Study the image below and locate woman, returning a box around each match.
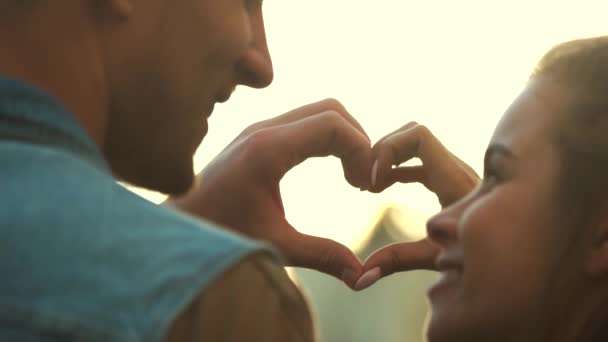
[358,36,608,341]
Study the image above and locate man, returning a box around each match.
[0,0,477,341]
[0,1,380,341]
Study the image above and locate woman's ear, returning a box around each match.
[585,209,608,277]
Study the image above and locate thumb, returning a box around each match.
[279,231,363,289]
[355,239,438,291]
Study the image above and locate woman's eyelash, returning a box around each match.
[479,166,502,192]
[483,167,498,179]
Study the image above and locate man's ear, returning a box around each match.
[585,208,608,277]
[91,0,133,20]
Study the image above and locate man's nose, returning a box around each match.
[237,13,274,89]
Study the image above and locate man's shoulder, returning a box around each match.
[1,139,272,282]
[0,143,277,342]
[2,139,257,246]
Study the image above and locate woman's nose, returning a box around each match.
[426,199,466,249]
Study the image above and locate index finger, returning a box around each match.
[355,239,438,291]
[370,124,447,191]
[248,110,373,188]
[238,98,371,143]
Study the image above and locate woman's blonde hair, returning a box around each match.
[533,37,608,341]
[533,36,608,213]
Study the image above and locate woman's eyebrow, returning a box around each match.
[484,144,517,165]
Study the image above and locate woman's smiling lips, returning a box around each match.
[429,257,463,299]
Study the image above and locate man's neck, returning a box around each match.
[0,3,109,149]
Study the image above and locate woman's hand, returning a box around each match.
[369,122,480,207]
[356,122,480,291]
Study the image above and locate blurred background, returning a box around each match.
[131,1,607,341]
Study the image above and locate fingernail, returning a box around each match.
[371,160,379,188]
[355,267,381,291]
[341,268,359,287]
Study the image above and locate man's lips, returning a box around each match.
[215,94,230,104]
[216,86,236,104]
[204,91,231,120]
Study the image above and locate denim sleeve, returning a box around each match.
[0,143,278,342]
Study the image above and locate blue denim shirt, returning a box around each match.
[0,78,274,341]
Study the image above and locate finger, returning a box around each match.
[239,98,371,143]
[373,121,419,147]
[355,239,438,291]
[391,165,427,184]
[371,165,428,192]
[279,231,364,289]
[369,125,419,192]
[378,165,428,191]
[371,124,446,192]
[252,110,373,188]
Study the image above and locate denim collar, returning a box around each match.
[0,77,110,172]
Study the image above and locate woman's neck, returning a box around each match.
[543,281,608,342]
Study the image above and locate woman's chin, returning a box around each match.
[425,305,467,342]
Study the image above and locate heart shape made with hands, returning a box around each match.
[279,156,440,291]
[171,100,478,291]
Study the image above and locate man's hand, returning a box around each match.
[355,122,480,291]
[167,99,373,289]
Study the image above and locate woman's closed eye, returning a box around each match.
[478,144,514,194]
[479,167,502,193]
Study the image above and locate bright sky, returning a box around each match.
[134,0,607,247]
